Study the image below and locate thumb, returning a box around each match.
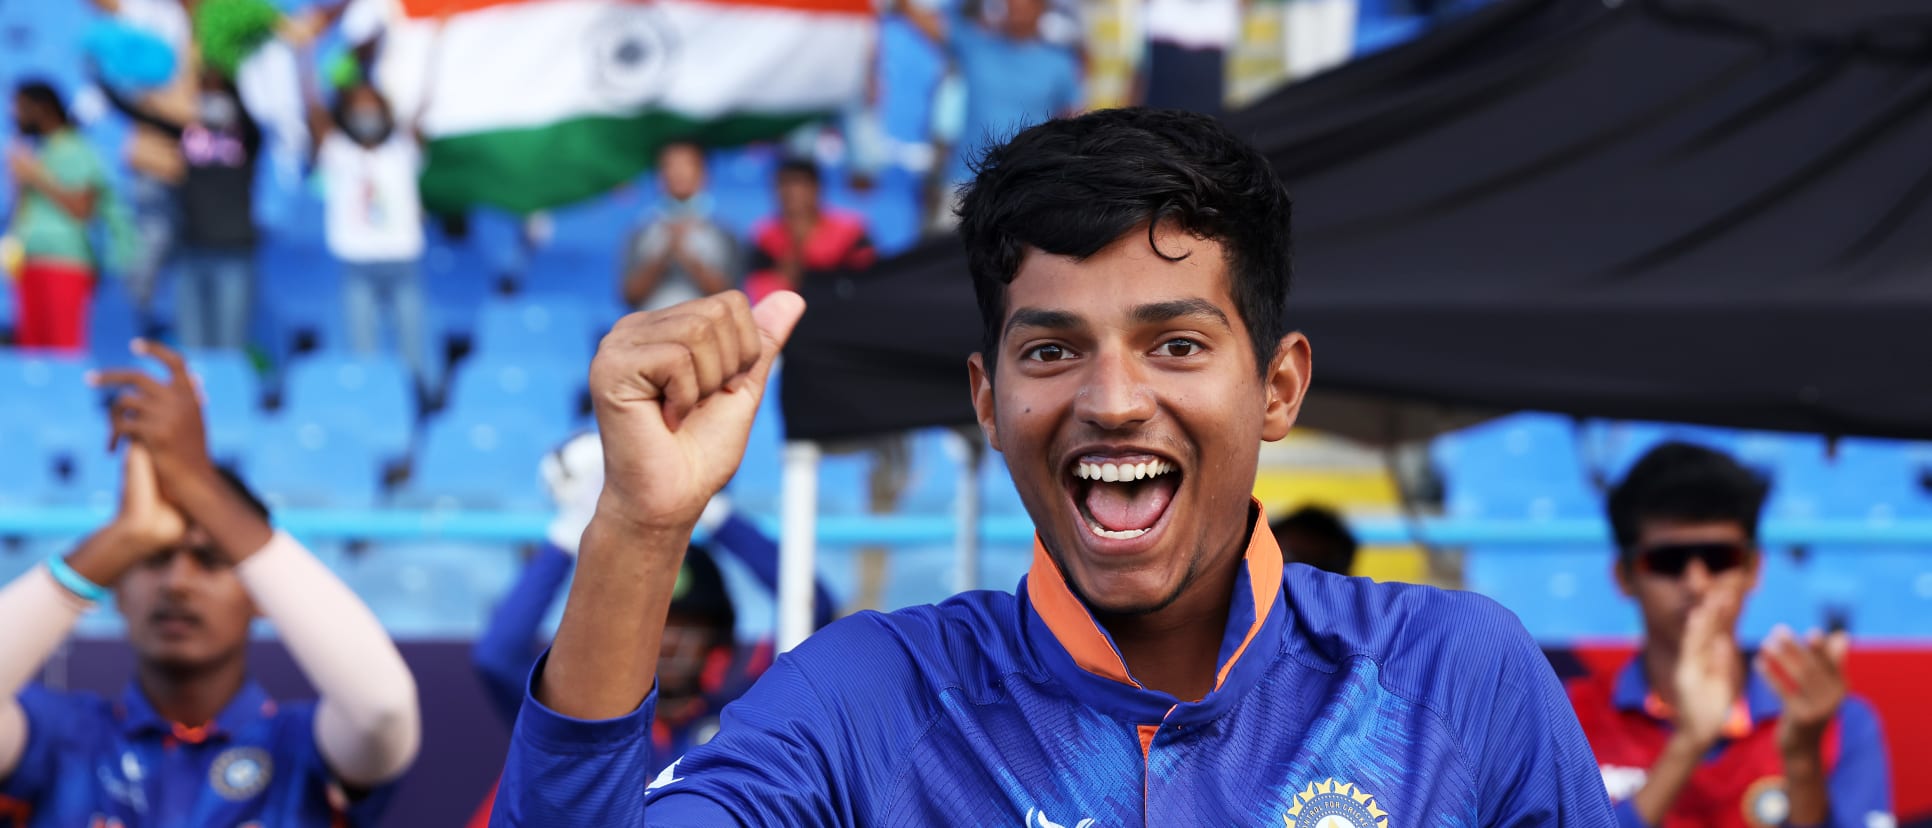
[1825,629,1851,666]
[751,290,806,353]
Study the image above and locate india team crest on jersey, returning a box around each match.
[1742,777,1791,828]
[1283,778,1389,828]
[209,747,274,801]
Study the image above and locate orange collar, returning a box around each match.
[1025,500,1283,692]
[1642,693,1755,740]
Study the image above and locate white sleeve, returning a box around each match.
[0,568,91,779]
[235,533,421,788]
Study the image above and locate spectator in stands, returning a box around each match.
[1566,442,1893,827]
[896,0,1083,230]
[744,158,876,304]
[620,142,736,313]
[1141,0,1241,117]
[1269,504,1357,575]
[465,432,834,826]
[7,81,112,351]
[0,338,419,825]
[310,75,439,399]
[106,69,263,350]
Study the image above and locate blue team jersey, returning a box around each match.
[0,680,392,827]
[494,507,1617,826]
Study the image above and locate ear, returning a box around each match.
[1260,332,1313,442]
[1745,546,1763,593]
[1613,558,1636,599]
[967,352,1001,453]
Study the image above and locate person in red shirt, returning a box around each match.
[743,158,875,304]
[1567,442,1893,828]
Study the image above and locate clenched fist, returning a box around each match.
[588,290,805,532]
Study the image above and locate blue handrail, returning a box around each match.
[4,508,1931,547]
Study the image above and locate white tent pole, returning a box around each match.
[778,440,820,652]
[951,430,983,595]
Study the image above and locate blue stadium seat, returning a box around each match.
[726,385,788,513]
[979,455,1030,517]
[1463,546,1636,641]
[55,441,123,508]
[0,350,98,455]
[400,413,560,510]
[0,423,59,507]
[472,298,596,369]
[257,242,346,354]
[343,542,522,637]
[1593,420,1742,484]
[281,353,415,461]
[1807,548,1932,637]
[1738,548,1822,641]
[1433,413,1597,520]
[442,355,582,437]
[241,417,383,509]
[897,427,975,516]
[1823,439,1932,522]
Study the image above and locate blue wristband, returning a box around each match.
[46,555,110,604]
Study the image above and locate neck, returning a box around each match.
[1097,557,1241,703]
[137,657,247,728]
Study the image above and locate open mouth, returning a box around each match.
[1067,453,1182,543]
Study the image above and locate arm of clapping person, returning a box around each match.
[92,339,422,790]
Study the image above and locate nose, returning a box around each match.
[1681,558,1714,595]
[1074,346,1156,432]
[159,551,199,596]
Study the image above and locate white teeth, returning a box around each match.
[1074,459,1176,482]
[1091,524,1149,540]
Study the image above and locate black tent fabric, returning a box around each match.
[782,0,1932,443]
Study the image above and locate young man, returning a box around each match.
[8,80,110,351]
[311,75,438,396]
[743,159,875,305]
[106,70,263,350]
[622,142,738,313]
[0,339,419,826]
[492,109,1614,826]
[1567,442,1893,828]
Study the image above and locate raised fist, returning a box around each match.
[587,290,804,532]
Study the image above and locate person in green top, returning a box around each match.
[8,80,111,351]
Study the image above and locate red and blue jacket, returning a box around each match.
[1566,655,1892,828]
[492,506,1617,826]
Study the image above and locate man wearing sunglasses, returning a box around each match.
[1566,442,1894,828]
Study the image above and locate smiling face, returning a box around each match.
[969,223,1309,616]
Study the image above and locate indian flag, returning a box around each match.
[373,0,876,214]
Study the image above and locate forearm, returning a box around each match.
[168,469,276,565]
[536,507,691,720]
[237,534,420,786]
[680,253,732,295]
[622,258,671,307]
[1630,733,1709,825]
[474,544,575,723]
[18,172,94,221]
[1782,743,1830,827]
[0,567,93,778]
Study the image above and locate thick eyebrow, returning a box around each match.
[1131,298,1231,329]
[1004,307,1086,337]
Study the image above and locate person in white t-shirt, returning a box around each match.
[311,77,437,399]
[1142,0,1244,117]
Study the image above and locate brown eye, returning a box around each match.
[1159,338,1202,357]
[1024,343,1070,362]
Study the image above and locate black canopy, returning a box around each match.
[782,0,1932,444]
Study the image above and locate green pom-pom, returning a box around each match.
[324,52,363,91]
[192,0,283,78]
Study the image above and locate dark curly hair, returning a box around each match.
[1607,441,1768,556]
[956,108,1294,378]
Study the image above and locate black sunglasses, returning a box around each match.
[1633,542,1749,577]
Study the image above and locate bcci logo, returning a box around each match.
[587,5,677,105]
[1283,778,1389,828]
[209,747,273,801]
